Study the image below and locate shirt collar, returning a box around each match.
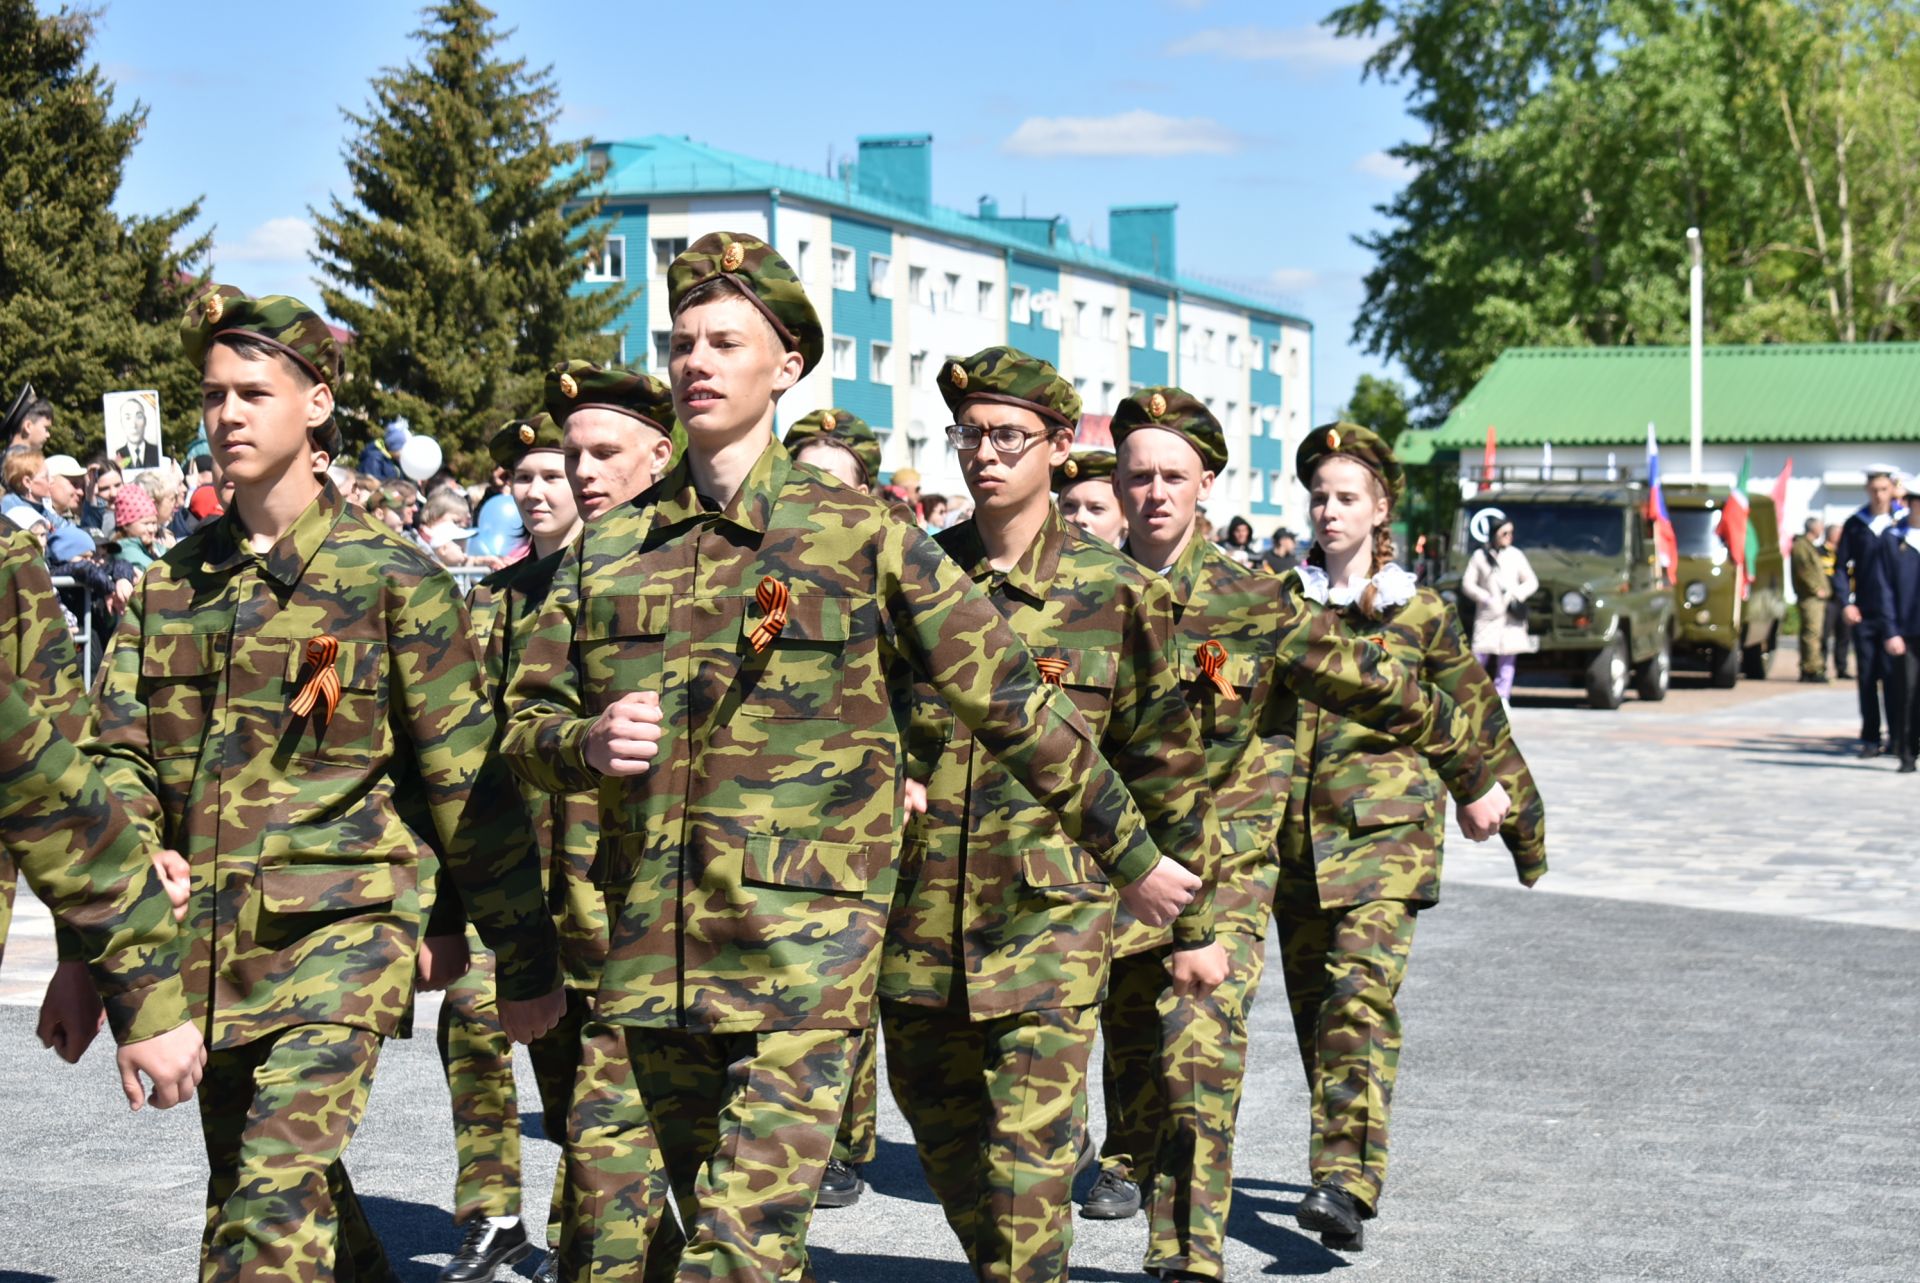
[948,505,1068,600]
[647,435,790,535]
[203,478,343,586]
[1131,528,1211,607]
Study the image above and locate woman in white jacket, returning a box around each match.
[1461,516,1538,698]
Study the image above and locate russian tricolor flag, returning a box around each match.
[1646,424,1678,585]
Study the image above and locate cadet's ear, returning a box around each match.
[1196,468,1217,502]
[769,345,806,395]
[306,380,335,429]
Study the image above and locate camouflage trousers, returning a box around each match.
[831,1021,879,1165]
[199,1023,393,1283]
[1274,894,1417,1212]
[627,1025,854,1283]
[1096,931,1266,1281]
[882,999,1097,1283]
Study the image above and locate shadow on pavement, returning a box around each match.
[808,1247,975,1282]
[365,1193,464,1283]
[851,1136,939,1206]
[0,1273,58,1283]
[1229,1179,1352,1277]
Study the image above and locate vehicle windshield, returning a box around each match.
[1464,502,1624,557]
[1668,509,1725,558]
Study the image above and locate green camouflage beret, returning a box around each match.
[937,346,1080,430]
[1111,386,1227,472]
[181,284,342,387]
[489,412,564,470]
[545,359,676,436]
[1296,421,1405,503]
[784,408,880,487]
[666,232,824,379]
[1052,448,1117,494]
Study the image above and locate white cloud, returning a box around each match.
[1002,110,1239,158]
[216,216,316,264]
[1166,24,1381,67]
[1354,150,1414,181]
[1268,268,1323,292]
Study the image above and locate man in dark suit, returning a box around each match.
[1836,467,1907,755]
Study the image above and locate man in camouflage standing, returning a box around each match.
[501,232,1201,1283]
[1087,389,1510,1281]
[84,286,566,1283]
[879,347,1221,1283]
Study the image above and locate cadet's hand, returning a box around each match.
[1845,604,1863,626]
[37,960,105,1064]
[1457,782,1511,841]
[1118,856,1200,928]
[500,986,566,1044]
[586,691,662,777]
[1168,941,1229,999]
[903,779,928,816]
[152,849,190,922]
[417,933,471,992]
[116,1021,206,1111]
[1888,636,1907,657]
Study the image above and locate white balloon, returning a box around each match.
[398,435,443,482]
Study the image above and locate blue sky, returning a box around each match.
[88,0,1416,421]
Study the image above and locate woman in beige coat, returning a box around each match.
[1460,515,1538,698]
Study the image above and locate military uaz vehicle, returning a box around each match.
[1660,485,1786,687]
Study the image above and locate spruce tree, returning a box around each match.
[311,1,629,473]
[0,1,209,459]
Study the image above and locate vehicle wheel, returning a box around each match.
[1743,622,1779,680]
[1633,633,1671,702]
[1586,635,1629,709]
[1709,644,1740,688]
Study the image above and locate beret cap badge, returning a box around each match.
[821,411,836,432]
[1148,392,1167,419]
[204,292,224,324]
[949,362,968,390]
[720,241,746,272]
[1063,458,1079,479]
[518,423,536,445]
[1327,427,1342,449]
[559,372,579,398]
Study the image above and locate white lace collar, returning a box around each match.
[1296,562,1418,610]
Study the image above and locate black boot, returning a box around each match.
[1081,1167,1143,1220]
[1296,1184,1368,1252]
[438,1219,531,1283]
[1900,756,1916,774]
[816,1158,864,1209]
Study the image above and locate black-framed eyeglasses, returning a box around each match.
[945,423,1050,454]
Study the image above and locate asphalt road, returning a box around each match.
[2,661,1915,1281]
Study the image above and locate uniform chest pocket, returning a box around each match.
[1179,640,1264,737]
[1029,646,1120,727]
[578,590,672,711]
[279,638,389,765]
[139,632,226,760]
[737,593,850,720]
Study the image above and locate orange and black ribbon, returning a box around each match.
[747,576,790,653]
[1034,656,1070,685]
[1196,639,1235,698]
[289,634,343,729]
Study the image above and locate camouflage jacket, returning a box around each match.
[880,509,1219,1018]
[1114,536,1495,951]
[0,532,187,1042]
[85,482,558,1051]
[1282,584,1548,907]
[471,550,607,991]
[501,440,1166,1035]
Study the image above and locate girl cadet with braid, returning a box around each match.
[1279,423,1549,1253]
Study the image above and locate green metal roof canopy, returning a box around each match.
[1420,343,1920,450]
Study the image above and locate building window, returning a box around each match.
[1271,341,1285,371]
[1203,328,1218,363]
[794,240,811,278]
[1249,341,1264,371]
[869,253,892,298]
[652,330,670,371]
[977,280,994,314]
[1226,401,1239,434]
[1074,300,1091,338]
[1100,381,1116,414]
[1269,469,1285,499]
[910,351,927,386]
[1153,315,1171,352]
[586,235,626,282]
[1100,305,1117,341]
[1248,403,1263,437]
[831,245,855,291]
[1039,291,1060,330]
[1011,284,1031,325]
[831,335,855,379]
[908,265,928,307]
[1127,310,1145,348]
[1227,334,1242,368]
[1288,346,1302,379]
[945,272,962,310]
[871,341,893,384]
[649,237,686,275]
[604,331,627,365]
[1180,324,1194,358]
[1251,470,1264,504]
[1072,376,1089,404]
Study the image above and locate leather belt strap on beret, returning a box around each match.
[1196,640,1235,698]
[1034,656,1070,685]
[718,271,802,355]
[289,635,343,729]
[748,576,791,653]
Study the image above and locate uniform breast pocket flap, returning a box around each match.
[283,638,388,762]
[1348,794,1433,831]
[582,590,674,640]
[257,857,398,916]
[140,631,225,759]
[1019,843,1103,890]
[742,831,886,896]
[738,593,850,719]
[1181,642,1261,695]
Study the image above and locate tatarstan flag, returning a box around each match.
[1716,450,1759,598]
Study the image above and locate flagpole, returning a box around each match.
[1688,227,1704,478]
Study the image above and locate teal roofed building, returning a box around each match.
[568,132,1314,536]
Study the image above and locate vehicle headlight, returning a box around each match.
[1559,590,1588,616]
[1683,580,1708,608]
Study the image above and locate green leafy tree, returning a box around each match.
[0,1,209,460]
[1337,373,1411,446]
[310,0,629,474]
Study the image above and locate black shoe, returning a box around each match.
[1860,743,1884,758]
[438,1219,531,1283]
[1297,1184,1367,1248]
[1899,757,1916,774]
[1081,1168,1142,1220]
[816,1158,864,1209]
[530,1255,556,1283]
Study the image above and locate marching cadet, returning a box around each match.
[1089,389,1511,1281]
[784,406,879,494]
[1281,424,1546,1250]
[84,286,566,1283]
[500,232,1206,1283]
[1053,449,1125,547]
[880,347,1222,1283]
[563,368,681,523]
[2,527,204,1108]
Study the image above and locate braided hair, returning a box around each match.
[1306,453,1397,619]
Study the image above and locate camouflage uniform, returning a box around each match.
[84,287,559,1283]
[0,530,186,1041]
[878,345,1219,1283]
[501,229,1178,1283]
[1094,392,1497,1280]
[1276,424,1547,1222]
